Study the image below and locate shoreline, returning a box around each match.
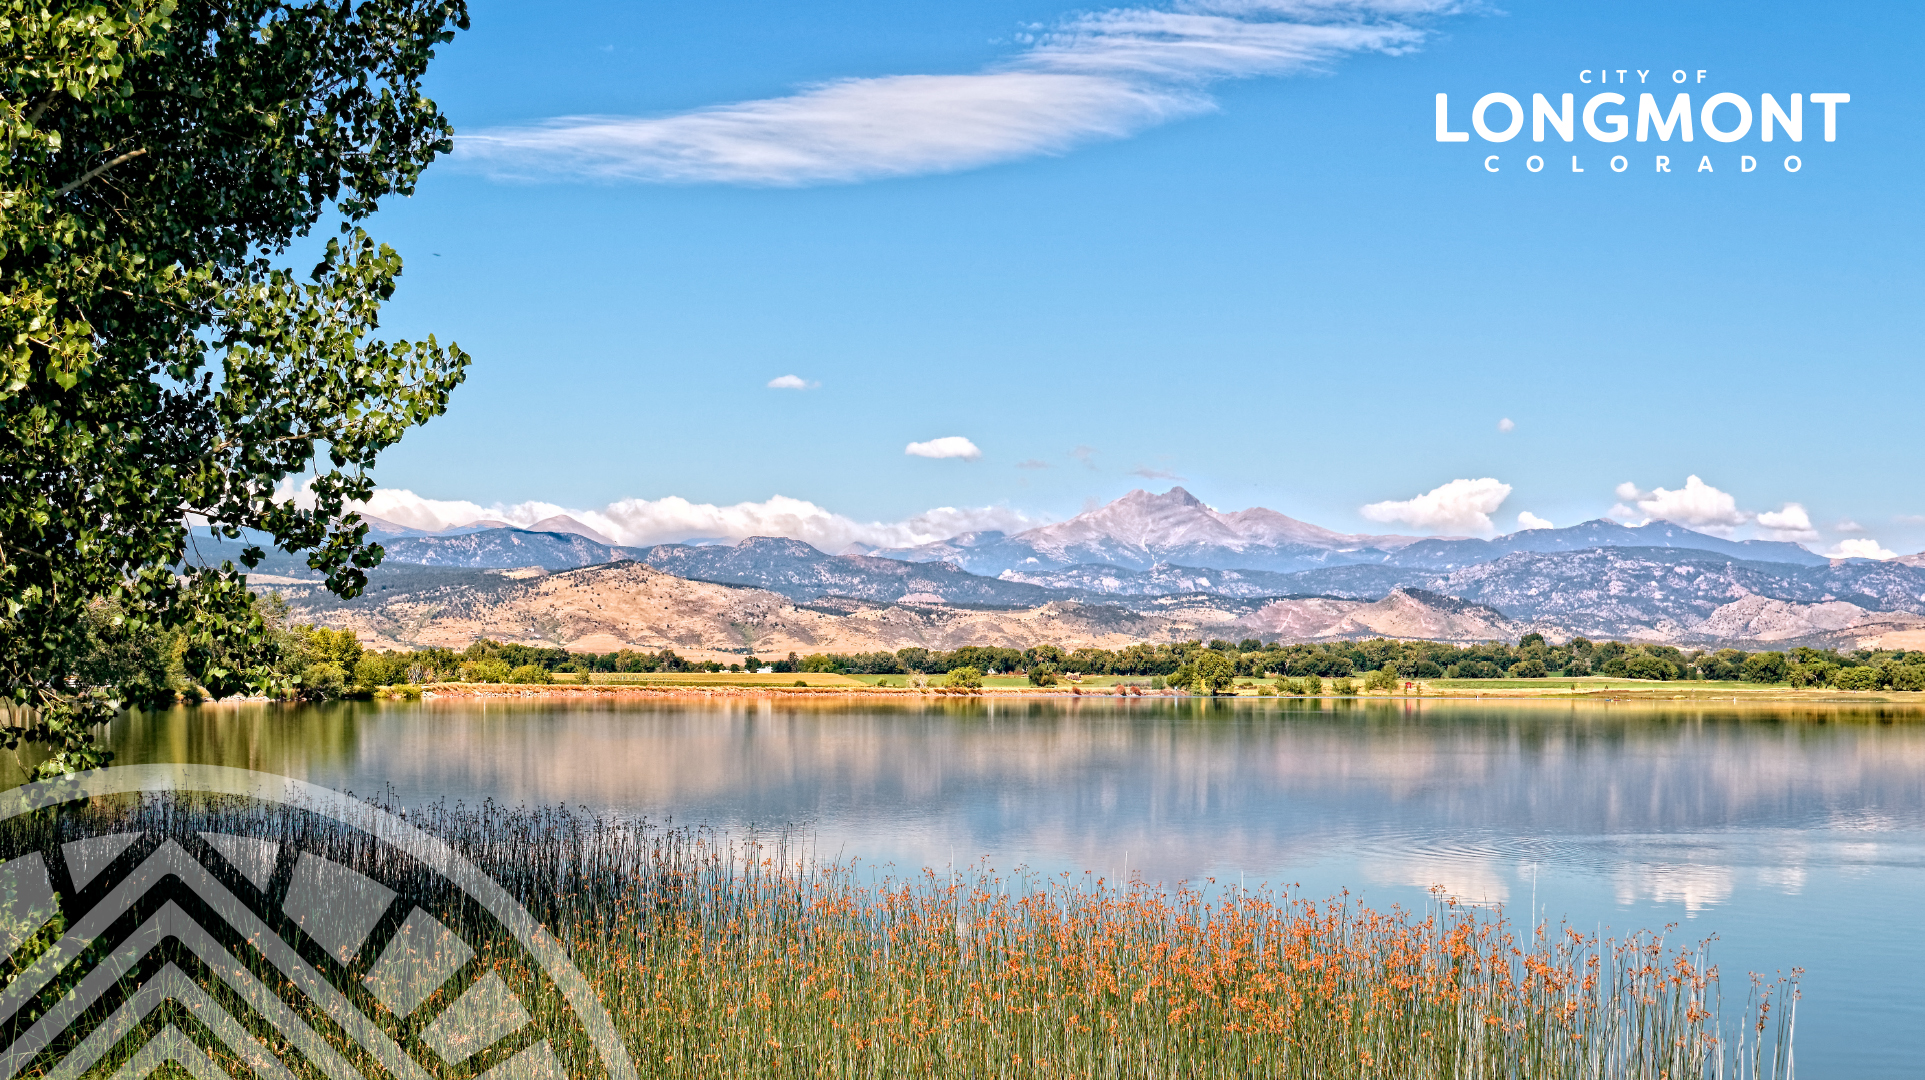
[388,682,1925,705]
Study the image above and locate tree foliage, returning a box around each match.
[0,0,470,773]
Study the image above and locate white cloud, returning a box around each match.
[276,481,568,534]
[1834,519,1864,533]
[766,374,817,389]
[1130,465,1184,480]
[299,482,1047,552]
[1360,477,1512,536]
[1754,502,1820,543]
[1825,538,1897,561]
[905,436,983,460]
[1496,417,1515,433]
[454,1,1446,185]
[1516,511,1553,530]
[591,493,1039,549]
[1609,476,1748,537]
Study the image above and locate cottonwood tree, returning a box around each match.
[1,0,471,774]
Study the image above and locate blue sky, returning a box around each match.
[342,0,1923,557]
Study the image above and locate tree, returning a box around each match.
[947,666,983,691]
[1023,644,1065,670]
[1510,658,1548,679]
[0,0,471,774]
[1617,654,1678,677]
[1741,652,1790,684]
[1173,650,1236,695]
[505,664,551,685]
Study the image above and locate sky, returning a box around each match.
[338,0,1924,557]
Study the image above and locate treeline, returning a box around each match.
[262,636,737,700]
[754,636,1925,692]
[73,594,1925,702]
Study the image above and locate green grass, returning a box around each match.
[583,672,868,687]
[845,674,1161,689]
[1424,677,1780,693]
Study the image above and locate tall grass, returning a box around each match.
[7,798,1798,1080]
[414,803,1796,1080]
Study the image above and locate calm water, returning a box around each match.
[18,697,1925,1077]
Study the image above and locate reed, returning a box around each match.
[411,803,1796,1080]
[6,798,1798,1080]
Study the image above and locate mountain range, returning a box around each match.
[210,487,1925,650]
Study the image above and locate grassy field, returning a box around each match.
[582,672,870,688]
[439,671,1916,701]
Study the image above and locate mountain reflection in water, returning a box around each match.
[24,696,1923,1078]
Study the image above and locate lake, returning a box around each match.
[20,696,1923,1077]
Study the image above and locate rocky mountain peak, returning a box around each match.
[528,514,617,545]
[737,535,825,557]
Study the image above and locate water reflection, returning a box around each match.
[6,697,1919,1077]
[50,697,1925,888]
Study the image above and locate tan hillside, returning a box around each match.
[1243,589,1524,643]
[286,562,1219,658]
[282,566,1564,657]
[1694,595,1925,650]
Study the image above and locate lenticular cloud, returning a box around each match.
[454,1,1449,186]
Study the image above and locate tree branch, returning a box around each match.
[55,147,148,197]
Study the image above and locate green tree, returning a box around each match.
[1510,658,1548,679]
[1187,650,1237,695]
[1623,654,1675,681]
[1023,644,1065,670]
[946,666,983,691]
[0,0,471,774]
[459,658,511,684]
[505,664,551,685]
[1741,652,1790,684]
[1833,666,1879,691]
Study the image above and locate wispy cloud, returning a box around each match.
[1070,445,1099,469]
[1361,477,1511,536]
[1015,458,1051,469]
[766,374,818,389]
[455,1,1451,185]
[905,435,983,460]
[1129,465,1184,480]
